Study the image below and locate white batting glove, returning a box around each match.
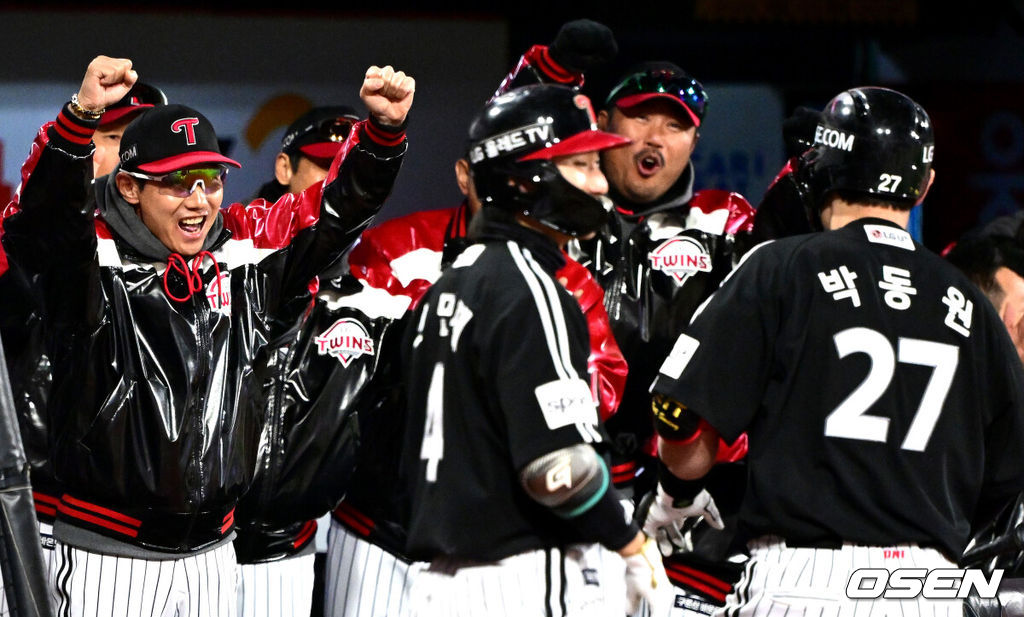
[639,483,725,556]
[623,536,674,617]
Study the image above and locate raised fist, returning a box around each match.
[360,65,415,127]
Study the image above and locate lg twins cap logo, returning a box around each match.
[649,236,712,283]
[315,318,375,367]
[171,117,200,146]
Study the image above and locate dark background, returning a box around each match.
[2,1,1024,252]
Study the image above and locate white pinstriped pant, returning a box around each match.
[237,553,315,617]
[49,540,238,617]
[400,544,621,617]
[716,536,962,617]
[323,517,420,617]
[0,521,57,617]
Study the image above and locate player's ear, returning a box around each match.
[919,168,936,203]
[116,171,142,205]
[597,109,610,131]
[274,152,294,187]
[454,158,471,197]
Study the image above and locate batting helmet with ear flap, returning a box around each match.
[798,86,934,210]
[466,84,629,236]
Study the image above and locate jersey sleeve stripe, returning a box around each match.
[506,241,576,380]
[523,249,578,378]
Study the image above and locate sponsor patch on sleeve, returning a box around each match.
[864,225,915,251]
[659,333,700,380]
[534,379,598,430]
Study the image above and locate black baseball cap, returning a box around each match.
[605,61,708,127]
[281,105,361,159]
[118,104,241,174]
[100,81,168,127]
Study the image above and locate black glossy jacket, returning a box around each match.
[1,105,405,553]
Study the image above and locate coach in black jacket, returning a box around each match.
[2,55,412,616]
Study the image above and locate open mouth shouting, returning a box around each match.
[179,214,208,237]
[636,149,665,178]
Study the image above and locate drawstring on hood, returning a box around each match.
[163,251,222,304]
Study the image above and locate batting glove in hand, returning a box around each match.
[623,536,673,617]
[637,484,725,556]
[548,19,617,73]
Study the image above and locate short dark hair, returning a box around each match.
[946,234,1024,306]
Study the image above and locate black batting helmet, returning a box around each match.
[466,84,629,236]
[798,86,934,210]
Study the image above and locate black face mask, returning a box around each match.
[515,165,612,237]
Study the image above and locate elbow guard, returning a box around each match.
[651,393,705,443]
[520,444,609,519]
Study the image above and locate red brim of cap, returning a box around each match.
[137,151,242,174]
[299,142,345,159]
[518,130,631,161]
[99,105,154,127]
[615,93,701,128]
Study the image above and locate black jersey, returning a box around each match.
[652,218,1024,559]
[401,223,611,562]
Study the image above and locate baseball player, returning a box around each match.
[0,80,167,617]
[233,104,385,617]
[500,28,757,613]
[648,86,1024,616]
[398,83,671,617]
[324,159,629,617]
[1,55,411,617]
[252,105,361,203]
[324,24,631,617]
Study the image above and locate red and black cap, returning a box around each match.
[118,104,240,174]
[467,84,629,236]
[99,82,167,127]
[467,86,628,168]
[605,61,708,127]
[281,105,362,159]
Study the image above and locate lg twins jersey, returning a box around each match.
[652,218,1024,559]
[401,234,604,562]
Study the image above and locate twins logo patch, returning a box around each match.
[315,318,375,367]
[205,271,231,313]
[649,236,712,283]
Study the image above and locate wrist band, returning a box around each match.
[70,94,104,120]
[658,459,706,504]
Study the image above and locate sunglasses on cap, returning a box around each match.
[124,167,228,198]
[606,69,709,125]
[287,116,357,147]
[314,116,356,142]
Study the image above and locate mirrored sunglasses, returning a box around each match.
[606,70,709,122]
[125,167,228,198]
[315,117,356,143]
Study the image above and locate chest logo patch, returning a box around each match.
[649,236,712,283]
[205,271,231,313]
[315,318,375,367]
